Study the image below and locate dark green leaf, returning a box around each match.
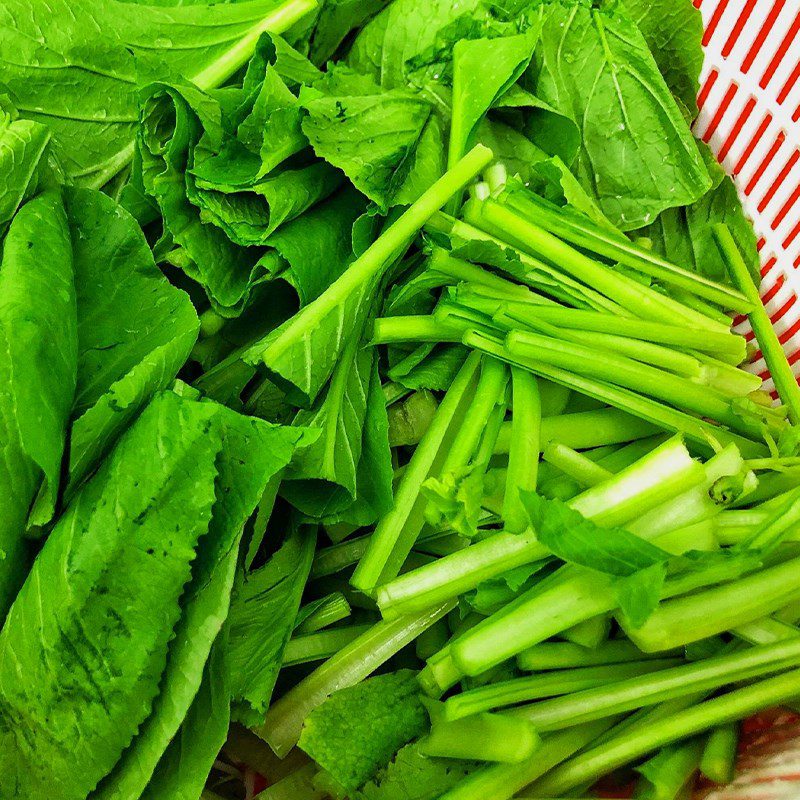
[528,0,711,229]
[0,393,222,800]
[228,526,317,725]
[0,191,76,617]
[63,188,199,497]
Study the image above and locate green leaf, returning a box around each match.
[62,187,199,496]
[0,0,314,187]
[139,638,231,800]
[282,327,392,527]
[476,118,550,186]
[527,157,617,230]
[641,172,760,284]
[388,344,468,391]
[283,334,374,514]
[93,404,309,800]
[305,0,393,66]
[139,80,264,313]
[449,31,538,165]
[354,742,475,800]
[300,65,433,211]
[240,142,494,407]
[268,186,367,305]
[621,0,705,116]
[348,0,509,89]
[614,561,668,629]
[191,161,343,246]
[0,96,52,232]
[299,670,429,792]
[0,191,77,617]
[0,393,222,800]
[529,0,711,229]
[520,492,671,577]
[228,526,317,726]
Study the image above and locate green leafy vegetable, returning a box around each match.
[622,0,704,116]
[0,96,52,231]
[0,391,309,799]
[299,670,428,791]
[63,188,200,497]
[0,0,316,187]
[528,0,712,229]
[0,191,76,616]
[227,526,317,726]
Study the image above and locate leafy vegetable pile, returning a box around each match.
[2,0,800,799]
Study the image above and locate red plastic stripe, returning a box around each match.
[718,96,757,161]
[742,0,787,74]
[784,219,800,249]
[778,59,800,104]
[779,315,800,346]
[702,82,738,142]
[703,0,731,46]
[744,130,785,195]
[722,0,758,57]
[759,11,800,89]
[769,293,797,324]
[760,273,785,307]
[734,111,773,175]
[757,237,767,252]
[772,182,800,230]
[761,255,778,277]
[697,69,719,110]
[758,150,800,212]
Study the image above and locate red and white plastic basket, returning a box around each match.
[693,2,800,796]
[696,0,800,398]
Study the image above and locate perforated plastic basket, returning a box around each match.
[692,2,800,796]
[696,0,800,397]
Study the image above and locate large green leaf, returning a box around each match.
[449,30,538,165]
[0,191,76,617]
[269,186,367,305]
[0,393,223,800]
[348,0,501,89]
[92,404,308,800]
[61,188,199,497]
[621,0,704,116]
[641,174,760,285]
[139,639,231,800]
[283,335,374,514]
[529,0,711,230]
[300,66,433,211]
[0,0,314,187]
[318,354,394,527]
[242,262,378,406]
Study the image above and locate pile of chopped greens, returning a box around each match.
[3,0,800,799]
